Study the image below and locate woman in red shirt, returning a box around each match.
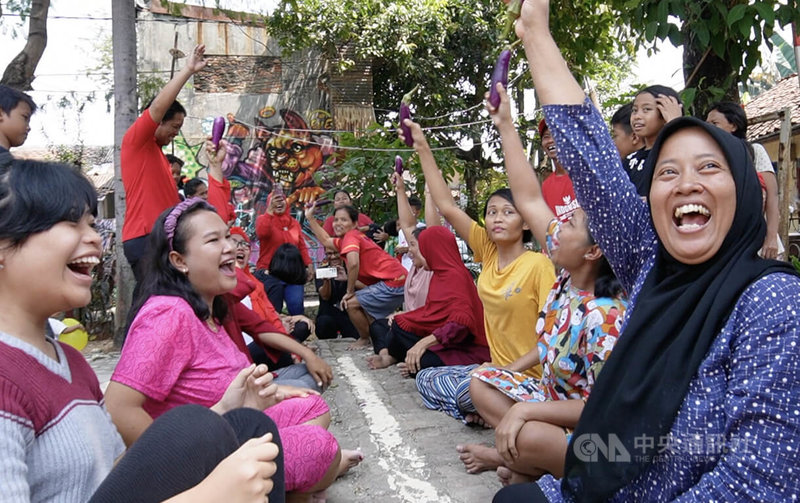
[306,204,406,350]
[254,188,313,315]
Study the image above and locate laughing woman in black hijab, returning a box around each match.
[491,1,800,501]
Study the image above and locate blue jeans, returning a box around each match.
[255,270,305,315]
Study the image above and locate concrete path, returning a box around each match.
[88,339,502,502]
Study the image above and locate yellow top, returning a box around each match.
[469,222,556,378]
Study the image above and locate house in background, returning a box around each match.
[139,0,375,229]
[745,74,800,253]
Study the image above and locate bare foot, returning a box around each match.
[366,353,396,369]
[311,490,327,502]
[397,362,413,378]
[347,338,371,351]
[509,470,536,485]
[464,413,490,428]
[496,466,513,486]
[337,449,364,478]
[456,443,504,474]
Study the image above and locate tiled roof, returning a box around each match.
[85,163,115,196]
[744,74,800,142]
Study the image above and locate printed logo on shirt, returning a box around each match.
[555,196,580,221]
[504,282,523,300]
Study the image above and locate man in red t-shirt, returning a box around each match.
[539,119,579,222]
[121,44,207,279]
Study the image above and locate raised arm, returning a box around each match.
[391,172,419,239]
[304,203,335,250]
[400,121,475,240]
[148,44,207,123]
[515,0,655,290]
[204,137,226,183]
[488,82,554,248]
[423,184,442,227]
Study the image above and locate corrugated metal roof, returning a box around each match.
[745,74,800,142]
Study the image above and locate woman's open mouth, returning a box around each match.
[67,256,99,279]
[673,203,711,232]
[220,259,236,276]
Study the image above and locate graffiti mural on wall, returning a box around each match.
[217,107,338,236]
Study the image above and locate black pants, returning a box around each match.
[316,302,359,339]
[369,318,392,353]
[122,234,149,283]
[90,404,285,503]
[386,323,444,370]
[492,482,548,502]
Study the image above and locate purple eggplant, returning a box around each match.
[211,116,226,149]
[399,85,419,147]
[395,155,404,175]
[488,50,512,109]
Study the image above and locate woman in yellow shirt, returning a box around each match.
[400,123,555,424]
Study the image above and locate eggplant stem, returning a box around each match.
[402,84,420,105]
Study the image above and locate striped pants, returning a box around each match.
[415,364,479,421]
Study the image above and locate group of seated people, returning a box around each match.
[2,1,799,501]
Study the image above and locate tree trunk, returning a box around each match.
[112,1,137,348]
[0,0,50,89]
[682,24,740,115]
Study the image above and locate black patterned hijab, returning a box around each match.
[562,117,797,501]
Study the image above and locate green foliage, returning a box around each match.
[267,0,632,216]
[609,0,800,112]
[316,123,463,225]
[0,0,32,40]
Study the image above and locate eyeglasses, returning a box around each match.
[233,240,250,249]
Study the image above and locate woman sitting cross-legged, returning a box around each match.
[0,156,283,502]
[104,199,362,501]
[365,224,491,376]
[455,82,626,485]
[494,1,800,500]
[228,226,331,392]
[305,203,407,350]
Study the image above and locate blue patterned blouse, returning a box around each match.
[535,99,800,502]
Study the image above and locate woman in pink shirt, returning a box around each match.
[106,198,362,499]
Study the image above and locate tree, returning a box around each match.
[611,0,800,114]
[111,0,137,347]
[0,0,50,89]
[267,0,632,214]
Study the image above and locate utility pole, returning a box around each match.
[112,0,137,348]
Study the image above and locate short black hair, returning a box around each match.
[0,153,97,249]
[165,154,184,167]
[0,85,37,116]
[334,205,358,223]
[707,101,748,139]
[611,103,633,135]
[183,178,206,197]
[334,189,351,200]
[408,196,422,210]
[143,97,186,123]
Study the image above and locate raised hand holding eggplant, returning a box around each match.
[399,85,419,146]
[211,116,226,149]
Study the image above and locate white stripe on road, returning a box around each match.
[337,355,452,503]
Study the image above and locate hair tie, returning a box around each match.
[164,197,205,250]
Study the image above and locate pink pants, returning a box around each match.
[266,395,338,492]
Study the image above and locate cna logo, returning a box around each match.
[573,433,631,462]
